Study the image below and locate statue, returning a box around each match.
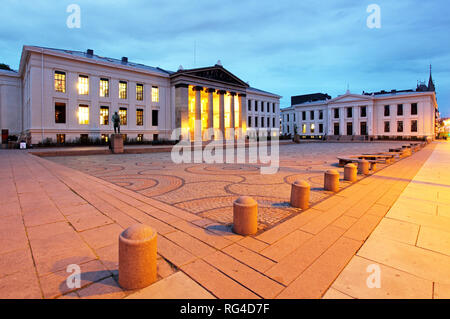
[112,111,120,134]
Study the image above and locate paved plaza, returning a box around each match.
[48,142,406,231]
[0,141,449,299]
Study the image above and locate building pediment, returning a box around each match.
[171,65,249,88]
[329,93,373,104]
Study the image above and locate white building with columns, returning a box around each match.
[281,75,438,141]
[0,46,281,145]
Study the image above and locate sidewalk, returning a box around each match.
[0,142,445,299]
[324,141,450,299]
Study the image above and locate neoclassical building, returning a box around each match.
[0,46,281,145]
[281,73,438,140]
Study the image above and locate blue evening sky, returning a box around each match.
[1,0,449,116]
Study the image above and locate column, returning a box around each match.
[327,108,333,135]
[238,93,247,131]
[230,92,236,138]
[368,103,374,136]
[218,90,226,140]
[193,86,203,141]
[339,107,345,136]
[206,88,215,131]
[174,83,189,140]
[353,106,358,135]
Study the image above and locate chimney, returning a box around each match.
[121,57,128,63]
[86,49,94,56]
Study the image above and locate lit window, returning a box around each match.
[99,78,109,97]
[100,106,109,125]
[119,81,127,99]
[101,134,109,143]
[302,124,306,134]
[136,109,144,126]
[152,86,159,102]
[310,123,315,133]
[54,71,66,93]
[119,107,127,125]
[77,75,89,95]
[78,105,89,124]
[136,84,144,101]
[137,134,144,142]
[56,134,65,144]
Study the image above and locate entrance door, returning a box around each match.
[333,123,340,135]
[2,129,8,144]
[360,122,367,136]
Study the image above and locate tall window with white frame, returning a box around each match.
[152,86,159,103]
[78,105,89,124]
[136,83,144,101]
[119,107,127,125]
[100,106,109,125]
[99,78,109,97]
[54,71,66,93]
[119,81,127,99]
[136,109,144,126]
[78,75,89,95]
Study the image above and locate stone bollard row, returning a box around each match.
[119,224,157,290]
[290,180,310,209]
[324,169,339,192]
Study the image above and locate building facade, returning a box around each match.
[0,46,281,145]
[281,76,438,140]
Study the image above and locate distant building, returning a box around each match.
[0,46,281,145]
[281,69,438,140]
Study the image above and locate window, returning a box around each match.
[411,103,418,115]
[153,134,159,141]
[151,86,159,102]
[397,104,403,116]
[248,100,251,111]
[302,111,306,121]
[319,110,323,120]
[347,122,353,135]
[56,134,65,144]
[136,84,144,101]
[310,123,315,133]
[310,111,315,120]
[261,102,265,112]
[293,113,296,122]
[100,106,109,125]
[397,121,403,133]
[302,124,306,134]
[411,120,418,132]
[136,109,144,126]
[361,106,367,117]
[77,75,89,95]
[78,105,89,124]
[119,107,127,125]
[54,71,66,93]
[334,109,339,119]
[101,134,109,143]
[261,117,264,127]
[119,81,127,99]
[384,105,390,117]
[286,114,289,122]
[99,78,109,97]
[319,123,323,133]
[152,109,159,126]
[255,101,258,112]
[55,103,66,123]
[248,116,252,127]
[267,117,270,127]
[384,121,390,133]
[272,117,275,127]
[347,107,352,118]
[272,103,275,113]
[137,134,144,142]
[255,116,259,128]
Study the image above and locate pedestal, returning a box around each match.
[111,134,124,154]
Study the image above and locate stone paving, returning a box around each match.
[0,141,445,299]
[47,142,406,231]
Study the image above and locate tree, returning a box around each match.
[0,63,12,71]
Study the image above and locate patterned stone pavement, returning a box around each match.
[48,142,407,231]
